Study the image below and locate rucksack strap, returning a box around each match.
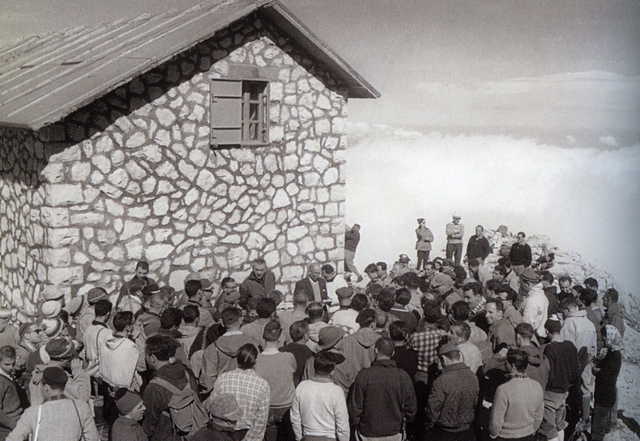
[149,376,186,395]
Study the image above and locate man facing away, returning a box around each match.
[559,296,597,423]
[445,214,465,266]
[7,366,98,441]
[349,337,417,441]
[344,224,363,282]
[291,352,349,441]
[199,308,260,395]
[240,258,276,311]
[489,349,544,441]
[425,342,478,441]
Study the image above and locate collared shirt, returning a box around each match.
[445,223,465,244]
[470,298,487,318]
[408,328,448,372]
[212,369,270,441]
[309,278,322,303]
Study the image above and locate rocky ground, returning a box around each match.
[488,229,640,440]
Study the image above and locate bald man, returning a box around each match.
[294,263,329,303]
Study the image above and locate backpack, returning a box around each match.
[149,376,208,439]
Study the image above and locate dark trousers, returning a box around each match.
[425,426,476,441]
[493,436,534,441]
[417,251,430,271]
[265,406,294,441]
[446,243,463,266]
[591,404,613,441]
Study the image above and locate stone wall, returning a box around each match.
[0,129,49,319]
[0,14,349,317]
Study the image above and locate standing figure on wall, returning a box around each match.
[344,224,363,282]
[415,218,434,271]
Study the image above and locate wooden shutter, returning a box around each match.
[210,79,242,145]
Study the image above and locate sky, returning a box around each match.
[2,0,640,289]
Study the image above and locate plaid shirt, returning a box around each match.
[211,369,270,441]
[409,328,448,372]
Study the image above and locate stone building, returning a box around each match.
[0,0,378,319]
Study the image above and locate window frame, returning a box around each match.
[210,78,270,147]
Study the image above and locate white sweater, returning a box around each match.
[290,378,349,441]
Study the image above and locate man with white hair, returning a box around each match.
[445,214,464,266]
[294,263,329,304]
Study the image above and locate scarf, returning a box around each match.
[604,324,624,352]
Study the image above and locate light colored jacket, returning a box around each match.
[520,285,549,338]
[561,310,597,360]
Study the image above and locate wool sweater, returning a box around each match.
[543,340,581,394]
[489,376,544,439]
[291,378,349,441]
[255,349,296,408]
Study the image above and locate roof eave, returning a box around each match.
[260,2,380,99]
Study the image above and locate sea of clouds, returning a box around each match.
[345,123,640,293]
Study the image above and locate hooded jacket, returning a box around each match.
[99,334,143,389]
[199,331,260,394]
[143,361,195,441]
[29,363,91,406]
[341,327,382,373]
[178,324,201,356]
[519,344,549,390]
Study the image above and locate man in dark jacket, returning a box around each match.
[466,225,492,263]
[508,232,532,276]
[294,263,329,303]
[143,334,200,441]
[239,258,276,311]
[425,343,479,440]
[349,337,417,441]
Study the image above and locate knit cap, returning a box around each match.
[45,337,75,360]
[42,366,68,389]
[207,393,242,422]
[115,389,143,415]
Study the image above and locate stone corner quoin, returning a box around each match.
[0,15,351,320]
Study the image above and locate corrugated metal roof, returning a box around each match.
[0,0,379,131]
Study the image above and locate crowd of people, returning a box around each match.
[0,218,627,441]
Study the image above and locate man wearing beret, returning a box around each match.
[28,338,93,406]
[8,366,98,441]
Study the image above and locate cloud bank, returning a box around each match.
[346,124,640,293]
